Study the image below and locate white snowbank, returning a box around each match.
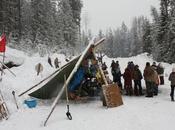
[0,49,175,130]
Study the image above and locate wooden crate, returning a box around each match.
[102,84,123,108]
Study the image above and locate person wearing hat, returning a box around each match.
[168,67,175,101]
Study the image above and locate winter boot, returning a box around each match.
[134,87,138,96]
[171,96,174,101]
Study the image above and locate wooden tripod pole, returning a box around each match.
[65,75,69,104]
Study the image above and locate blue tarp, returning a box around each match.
[68,67,85,92]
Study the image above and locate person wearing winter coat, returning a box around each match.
[168,68,175,101]
[110,60,116,69]
[152,68,159,96]
[157,63,164,85]
[48,57,53,67]
[133,65,143,96]
[127,61,135,78]
[54,57,60,68]
[114,64,123,90]
[143,62,155,97]
[123,67,133,95]
[111,60,117,82]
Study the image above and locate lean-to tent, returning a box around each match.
[19,38,105,99]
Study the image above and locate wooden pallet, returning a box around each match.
[102,84,123,108]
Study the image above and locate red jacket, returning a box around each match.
[123,68,132,86]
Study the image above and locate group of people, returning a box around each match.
[110,60,171,99]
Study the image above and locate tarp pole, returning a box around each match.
[43,38,105,126]
[65,75,72,120]
[65,75,69,103]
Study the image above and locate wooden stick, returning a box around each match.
[12,91,19,109]
[64,75,69,104]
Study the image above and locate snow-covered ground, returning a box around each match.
[0,48,175,130]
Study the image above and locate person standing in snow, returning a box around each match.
[133,65,143,96]
[123,67,133,95]
[128,61,135,76]
[168,67,175,101]
[35,63,43,76]
[143,62,155,97]
[157,63,164,85]
[54,57,60,69]
[111,60,117,82]
[114,61,123,90]
[48,57,53,67]
[152,67,159,96]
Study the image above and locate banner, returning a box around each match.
[0,34,6,52]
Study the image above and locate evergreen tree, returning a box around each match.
[156,0,170,61]
[142,19,152,54]
[168,0,175,63]
[120,22,130,56]
[1,0,83,55]
[30,0,54,47]
[0,0,21,43]
[69,0,82,27]
[151,6,159,23]
[105,28,115,57]
[59,0,78,47]
[130,18,140,56]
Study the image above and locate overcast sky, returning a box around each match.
[81,0,160,34]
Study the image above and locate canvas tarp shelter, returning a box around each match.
[19,38,105,99]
